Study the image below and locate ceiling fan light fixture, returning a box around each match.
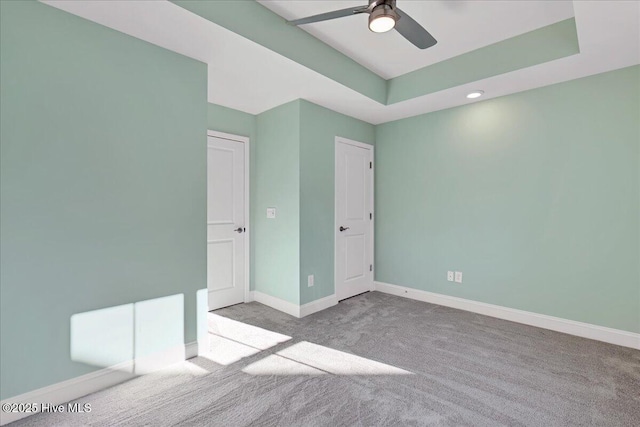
[368,5,398,33]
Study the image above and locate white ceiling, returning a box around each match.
[42,1,640,125]
[258,0,576,79]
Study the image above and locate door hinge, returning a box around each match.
[369,212,372,220]
[370,264,373,272]
[369,161,372,169]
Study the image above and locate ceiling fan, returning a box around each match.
[286,0,437,49]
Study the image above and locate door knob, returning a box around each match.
[339,226,350,232]
[235,227,245,233]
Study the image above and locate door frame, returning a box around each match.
[334,136,375,300]
[207,130,251,304]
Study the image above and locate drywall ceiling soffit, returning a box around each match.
[258,0,576,79]
[385,18,579,104]
[42,1,640,125]
[174,1,580,105]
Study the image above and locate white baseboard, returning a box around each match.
[0,341,199,426]
[244,291,255,303]
[300,294,338,317]
[253,291,301,317]
[133,343,186,375]
[0,363,134,426]
[185,340,200,359]
[374,281,640,350]
[251,291,338,318]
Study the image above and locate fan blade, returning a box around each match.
[287,6,368,26]
[394,8,437,49]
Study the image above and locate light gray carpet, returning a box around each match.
[11,292,640,426]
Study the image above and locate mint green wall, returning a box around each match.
[207,103,256,141]
[375,66,640,333]
[254,101,301,304]
[237,99,375,306]
[0,0,207,400]
[299,101,376,304]
[207,103,257,290]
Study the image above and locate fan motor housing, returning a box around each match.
[368,0,397,12]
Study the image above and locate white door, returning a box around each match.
[335,138,374,301]
[207,134,246,311]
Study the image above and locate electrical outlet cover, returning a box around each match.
[447,271,454,281]
[308,275,314,287]
[455,272,463,283]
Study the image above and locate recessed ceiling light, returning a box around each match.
[368,5,398,33]
[466,90,484,99]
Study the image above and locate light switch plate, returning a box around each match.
[455,271,463,283]
[447,271,454,282]
[266,207,276,219]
